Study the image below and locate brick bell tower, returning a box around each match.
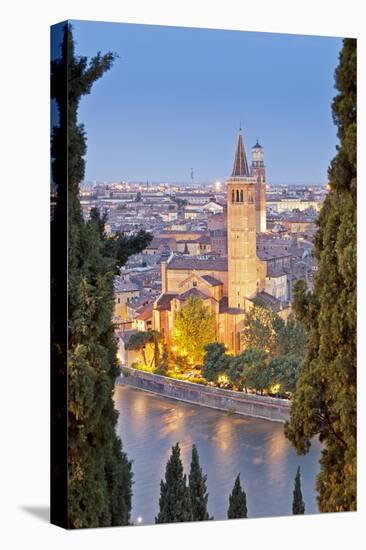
[251,140,267,233]
[227,129,258,309]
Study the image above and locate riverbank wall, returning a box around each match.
[117,366,291,423]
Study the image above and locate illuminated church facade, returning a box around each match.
[152,129,287,355]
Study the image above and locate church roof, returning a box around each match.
[177,287,210,302]
[154,293,178,311]
[201,274,223,287]
[231,130,250,177]
[168,256,228,271]
[254,292,290,313]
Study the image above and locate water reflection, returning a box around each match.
[115,385,321,525]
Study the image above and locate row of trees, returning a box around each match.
[202,307,306,395]
[126,298,306,396]
[155,443,305,523]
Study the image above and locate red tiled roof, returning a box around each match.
[168,256,228,271]
[201,274,223,287]
[136,303,153,321]
[177,287,210,302]
[155,293,178,311]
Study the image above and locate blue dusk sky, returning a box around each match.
[65,20,342,184]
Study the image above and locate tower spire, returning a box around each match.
[231,129,249,177]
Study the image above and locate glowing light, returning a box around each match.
[270,384,280,394]
[136,516,143,524]
[215,181,222,191]
[326,183,331,191]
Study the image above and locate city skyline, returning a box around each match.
[67,21,342,184]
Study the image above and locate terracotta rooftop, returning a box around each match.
[257,249,292,261]
[254,292,290,313]
[154,293,178,311]
[177,287,210,302]
[114,279,139,293]
[201,274,223,287]
[136,303,153,321]
[267,267,287,278]
[168,256,228,271]
[196,235,211,244]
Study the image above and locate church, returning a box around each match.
[152,129,289,355]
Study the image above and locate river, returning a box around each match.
[114,384,321,525]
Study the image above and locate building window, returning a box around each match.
[237,332,241,350]
[236,189,240,202]
[232,189,235,203]
[193,280,197,287]
[240,189,244,202]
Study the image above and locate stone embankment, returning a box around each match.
[117,366,291,423]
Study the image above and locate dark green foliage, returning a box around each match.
[229,348,271,395]
[242,349,272,395]
[104,437,133,526]
[51,23,152,528]
[155,443,192,524]
[228,353,249,391]
[227,475,247,519]
[202,343,231,383]
[201,313,305,394]
[239,306,306,394]
[270,355,300,393]
[277,314,307,360]
[285,39,356,512]
[188,445,212,521]
[292,467,305,515]
[241,305,279,356]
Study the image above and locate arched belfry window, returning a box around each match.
[232,189,235,203]
[240,190,244,203]
[236,189,240,202]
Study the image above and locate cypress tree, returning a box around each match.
[292,467,305,515]
[284,39,356,513]
[188,444,212,521]
[51,23,152,528]
[227,474,247,519]
[155,443,192,523]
